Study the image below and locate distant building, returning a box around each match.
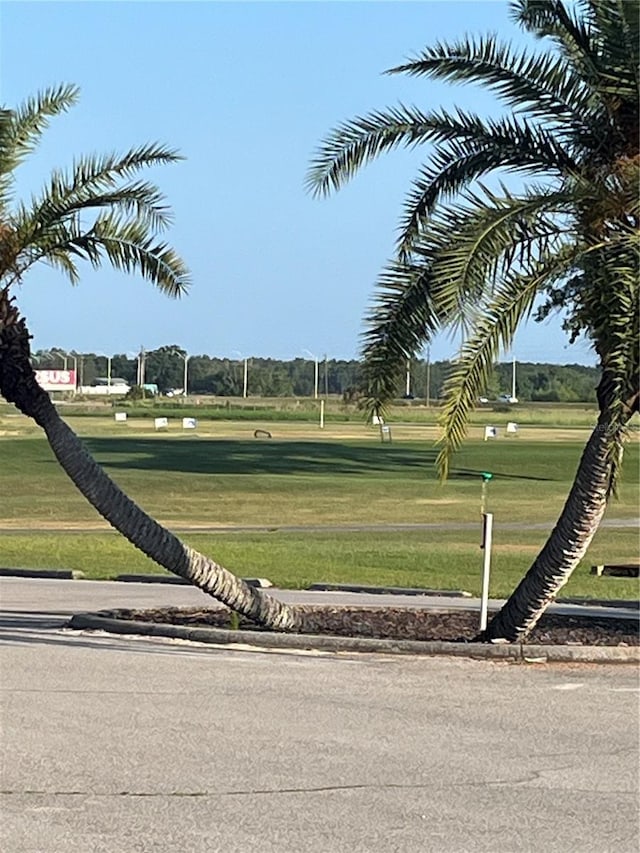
[79,377,130,396]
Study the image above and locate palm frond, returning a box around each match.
[44,247,81,285]
[387,34,594,122]
[88,216,190,298]
[359,184,579,416]
[0,84,79,177]
[360,259,444,416]
[512,1,604,96]
[306,105,530,199]
[28,176,173,236]
[424,185,574,314]
[589,0,640,91]
[395,118,577,258]
[14,212,190,298]
[436,240,593,478]
[8,146,181,267]
[37,145,180,225]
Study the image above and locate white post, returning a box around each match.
[107,356,112,388]
[512,356,517,401]
[479,512,494,632]
[405,359,411,396]
[70,354,78,395]
[302,349,319,399]
[319,399,325,429]
[243,358,248,398]
[183,355,189,397]
[426,347,431,408]
[137,347,145,388]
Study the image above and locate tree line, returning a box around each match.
[33,346,600,402]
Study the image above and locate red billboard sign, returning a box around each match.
[34,370,77,392]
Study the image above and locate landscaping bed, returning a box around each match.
[97,605,639,646]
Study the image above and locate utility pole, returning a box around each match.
[302,349,319,399]
[324,354,329,397]
[137,347,146,387]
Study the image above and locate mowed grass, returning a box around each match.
[1,527,638,600]
[0,413,638,599]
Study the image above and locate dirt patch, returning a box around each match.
[101,605,639,646]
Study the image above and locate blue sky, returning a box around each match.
[2,0,595,364]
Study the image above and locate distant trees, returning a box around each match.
[30,347,601,403]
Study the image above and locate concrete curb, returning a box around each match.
[0,569,271,588]
[67,612,640,664]
[0,567,85,580]
[114,574,273,588]
[554,596,639,610]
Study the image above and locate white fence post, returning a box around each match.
[479,512,494,632]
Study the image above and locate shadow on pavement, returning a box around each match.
[0,610,248,658]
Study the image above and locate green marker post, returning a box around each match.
[480,471,493,516]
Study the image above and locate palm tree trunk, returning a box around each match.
[484,413,617,643]
[0,296,300,631]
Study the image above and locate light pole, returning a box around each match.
[137,347,146,388]
[303,349,319,399]
[169,349,189,396]
[426,346,431,408]
[60,350,78,393]
[405,358,411,397]
[172,349,190,397]
[231,351,248,398]
[323,353,329,398]
[50,348,68,370]
[511,355,517,402]
[52,348,78,380]
[95,352,112,387]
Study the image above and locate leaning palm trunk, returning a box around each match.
[0,303,300,632]
[484,414,618,643]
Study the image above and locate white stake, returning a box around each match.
[319,399,325,429]
[479,512,493,632]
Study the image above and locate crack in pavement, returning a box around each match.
[6,784,432,798]
[2,773,636,798]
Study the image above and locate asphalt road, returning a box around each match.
[1,578,639,853]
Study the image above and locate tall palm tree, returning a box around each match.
[0,85,299,632]
[308,0,639,641]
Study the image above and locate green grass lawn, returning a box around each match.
[0,526,637,599]
[0,414,637,599]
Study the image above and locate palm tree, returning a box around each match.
[0,85,299,632]
[308,0,639,641]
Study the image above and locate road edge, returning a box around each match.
[67,612,640,664]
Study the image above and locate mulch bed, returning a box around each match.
[100,605,639,646]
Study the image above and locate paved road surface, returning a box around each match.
[1,576,638,620]
[1,578,638,853]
